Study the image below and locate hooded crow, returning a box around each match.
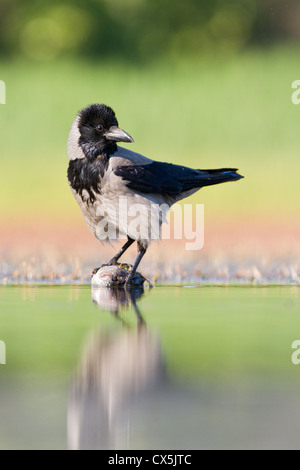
[67,104,243,285]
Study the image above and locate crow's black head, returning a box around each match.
[77,104,134,159]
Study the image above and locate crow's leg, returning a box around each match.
[107,236,135,265]
[125,241,147,286]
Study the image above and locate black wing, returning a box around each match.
[114,161,243,196]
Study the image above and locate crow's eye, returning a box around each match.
[96,124,103,132]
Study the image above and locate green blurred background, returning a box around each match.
[0,0,299,263]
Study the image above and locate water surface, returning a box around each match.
[0,285,299,449]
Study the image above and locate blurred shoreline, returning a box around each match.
[1,216,299,284]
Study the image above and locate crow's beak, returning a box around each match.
[105,126,134,143]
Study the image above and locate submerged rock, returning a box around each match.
[91,263,151,288]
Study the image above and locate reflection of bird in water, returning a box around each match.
[68,286,165,450]
[69,286,300,450]
[91,284,146,325]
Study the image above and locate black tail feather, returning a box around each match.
[194,168,244,187]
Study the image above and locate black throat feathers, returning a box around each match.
[67,156,109,204]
